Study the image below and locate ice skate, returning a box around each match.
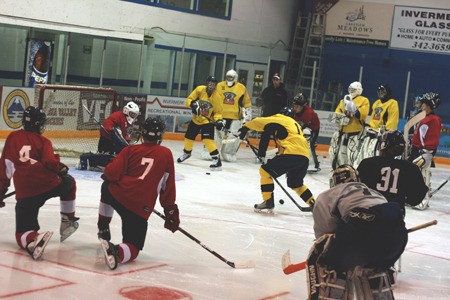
[26,231,53,260]
[177,152,191,163]
[254,198,274,214]
[60,214,80,242]
[210,156,222,171]
[99,238,118,270]
[97,225,111,241]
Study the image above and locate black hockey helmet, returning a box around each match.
[377,84,392,101]
[206,75,218,94]
[23,106,46,134]
[293,93,307,106]
[141,116,165,144]
[279,106,294,117]
[206,75,218,84]
[330,164,360,188]
[378,130,405,157]
[419,92,441,110]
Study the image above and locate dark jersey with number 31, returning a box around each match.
[357,156,428,213]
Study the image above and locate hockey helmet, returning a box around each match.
[141,116,165,144]
[330,164,360,188]
[206,75,218,94]
[377,84,392,101]
[279,106,294,117]
[23,106,46,134]
[378,130,405,157]
[348,81,363,99]
[419,92,441,110]
[293,93,307,106]
[225,69,238,87]
[123,101,140,124]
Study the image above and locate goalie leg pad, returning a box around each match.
[78,153,114,171]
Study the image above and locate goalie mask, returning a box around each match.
[348,81,363,99]
[330,164,360,188]
[377,84,392,102]
[419,92,441,110]
[123,101,140,124]
[378,130,405,157]
[141,117,165,144]
[225,69,238,87]
[23,106,46,134]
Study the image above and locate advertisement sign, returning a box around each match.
[390,6,450,55]
[325,1,393,46]
[0,87,34,130]
[25,39,52,87]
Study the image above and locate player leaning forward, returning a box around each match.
[237,109,315,212]
[308,164,406,299]
[329,81,369,169]
[0,106,80,260]
[97,117,180,270]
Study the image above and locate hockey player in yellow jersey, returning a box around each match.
[237,108,315,213]
[177,76,225,170]
[329,81,369,169]
[355,84,399,167]
[214,69,252,162]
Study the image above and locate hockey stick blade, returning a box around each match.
[153,209,255,269]
[281,220,438,275]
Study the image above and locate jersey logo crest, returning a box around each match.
[372,107,383,120]
[223,92,237,105]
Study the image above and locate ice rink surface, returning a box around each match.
[0,140,449,299]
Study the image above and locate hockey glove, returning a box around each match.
[190,100,201,116]
[237,126,250,140]
[0,189,7,208]
[112,127,129,153]
[413,149,433,169]
[58,163,69,176]
[344,95,357,115]
[214,119,226,131]
[163,204,180,233]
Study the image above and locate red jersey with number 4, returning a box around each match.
[103,142,176,219]
[411,113,441,150]
[0,130,63,199]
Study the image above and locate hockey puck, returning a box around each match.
[206,172,211,175]
[279,199,284,204]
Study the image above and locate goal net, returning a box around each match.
[34,84,117,157]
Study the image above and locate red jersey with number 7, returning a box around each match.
[103,142,176,219]
[0,130,63,199]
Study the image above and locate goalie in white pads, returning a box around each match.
[308,164,407,299]
[0,106,80,260]
[329,81,369,170]
[407,92,442,210]
[214,69,252,162]
[97,117,180,270]
[354,84,399,168]
[237,108,315,213]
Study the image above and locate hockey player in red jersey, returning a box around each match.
[98,101,140,155]
[407,92,442,209]
[358,130,428,215]
[0,106,79,260]
[292,93,321,172]
[97,116,179,270]
[308,164,406,299]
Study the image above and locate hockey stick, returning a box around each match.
[281,219,438,275]
[245,138,312,212]
[430,176,449,197]
[82,104,109,134]
[403,111,426,158]
[153,209,255,269]
[0,191,16,207]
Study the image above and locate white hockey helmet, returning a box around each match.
[123,101,140,124]
[226,69,238,87]
[348,81,363,99]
